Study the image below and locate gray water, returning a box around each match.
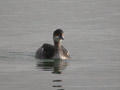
[0,0,120,90]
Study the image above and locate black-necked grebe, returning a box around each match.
[35,29,70,59]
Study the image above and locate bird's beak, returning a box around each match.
[60,36,64,40]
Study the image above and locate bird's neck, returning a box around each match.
[54,41,62,49]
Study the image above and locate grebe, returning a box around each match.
[35,29,70,59]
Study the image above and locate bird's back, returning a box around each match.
[35,43,55,59]
[35,44,70,59]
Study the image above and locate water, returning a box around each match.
[0,0,120,90]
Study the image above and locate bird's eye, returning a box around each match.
[55,34,59,36]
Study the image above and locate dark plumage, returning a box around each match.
[35,44,54,59]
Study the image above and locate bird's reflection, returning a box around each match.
[36,59,68,74]
[36,59,67,90]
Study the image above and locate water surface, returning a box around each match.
[0,0,120,90]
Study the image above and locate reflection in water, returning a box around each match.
[53,79,64,89]
[53,80,62,82]
[53,85,62,87]
[36,59,68,74]
[36,59,68,90]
